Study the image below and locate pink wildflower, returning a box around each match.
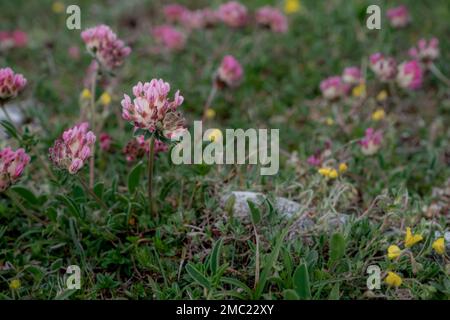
[216,55,243,88]
[255,6,288,33]
[152,25,186,51]
[0,147,30,192]
[409,38,439,66]
[0,30,27,50]
[387,5,410,28]
[319,76,348,100]
[0,67,27,102]
[218,1,248,28]
[183,9,219,29]
[396,60,423,90]
[370,53,397,82]
[163,4,190,23]
[360,128,383,156]
[342,67,362,85]
[121,79,186,140]
[49,122,96,174]
[99,133,112,152]
[124,136,168,162]
[81,24,131,70]
[68,45,81,60]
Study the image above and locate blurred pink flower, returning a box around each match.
[99,133,112,152]
[307,155,322,167]
[370,53,397,82]
[387,5,410,28]
[121,79,186,140]
[409,38,439,66]
[255,6,288,33]
[319,76,347,100]
[360,128,383,156]
[83,61,99,88]
[49,122,96,174]
[216,55,243,88]
[396,60,423,90]
[0,147,30,192]
[68,45,81,60]
[81,24,131,70]
[152,25,186,51]
[124,135,168,162]
[0,30,27,50]
[163,4,190,23]
[183,9,219,30]
[342,66,362,85]
[0,67,27,102]
[218,1,248,28]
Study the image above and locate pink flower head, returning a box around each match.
[409,38,439,66]
[0,30,27,50]
[342,66,362,85]
[396,60,423,90]
[183,9,219,30]
[163,4,190,23]
[49,122,96,174]
[387,5,410,28]
[218,1,248,28]
[0,67,27,102]
[81,24,131,70]
[216,55,243,88]
[360,128,383,155]
[124,135,168,162]
[370,53,397,82]
[152,25,186,51]
[68,45,81,60]
[99,133,112,152]
[307,155,322,167]
[0,147,30,192]
[121,79,186,140]
[255,6,288,33]
[319,76,348,100]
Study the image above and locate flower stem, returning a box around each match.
[430,63,450,87]
[77,175,108,211]
[89,64,98,189]
[147,135,156,217]
[202,84,218,122]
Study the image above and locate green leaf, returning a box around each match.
[221,277,252,297]
[247,200,261,225]
[0,120,20,140]
[128,161,143,194]
[10,186,38,205]
[185,263,210,290]
[328,283,340,300]
[283,289,300,300]
[293,263,311,299]
[329,232,346,266]
[56,195,81,217]
[93,182,104,198]
[210,238,224,274]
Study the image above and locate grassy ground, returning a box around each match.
[0,0,449,299]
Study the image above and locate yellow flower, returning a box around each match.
[80,89,92,100]
[207,129,222,142]
[318,167,331,177]
[325,117,334,126]
[205,108,216,120]
[352,82,366,98]
[99,92,112,106]
[284,0,300,14]
[404,227,423,248]
[338,163,348,173]
[9,279,21,290]
[328,169,338,179]
[371,109,385,121]
[376,90,388,102]
[385,271,402,287]
[52,1,65,14]
[432,237,445,255]
[387,245,402,260]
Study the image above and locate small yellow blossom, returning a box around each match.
[338,163,348,173]
[9,279,21,290]
[80,89,92,100]
[328,169,338,179]
[52,1,65,14]
[371,108,385,121]
[432,237,445,255]
[205,108,216,120]
[385,271,402,287]
[318,167,331,177]
[207,129,222,142]
[404,227,423,248]
[352,82,366,98]
[284,0,301,14]
[325,117,334,126]
[387,245,402,260]
[99,92,112,106]
[376,90,388,102]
